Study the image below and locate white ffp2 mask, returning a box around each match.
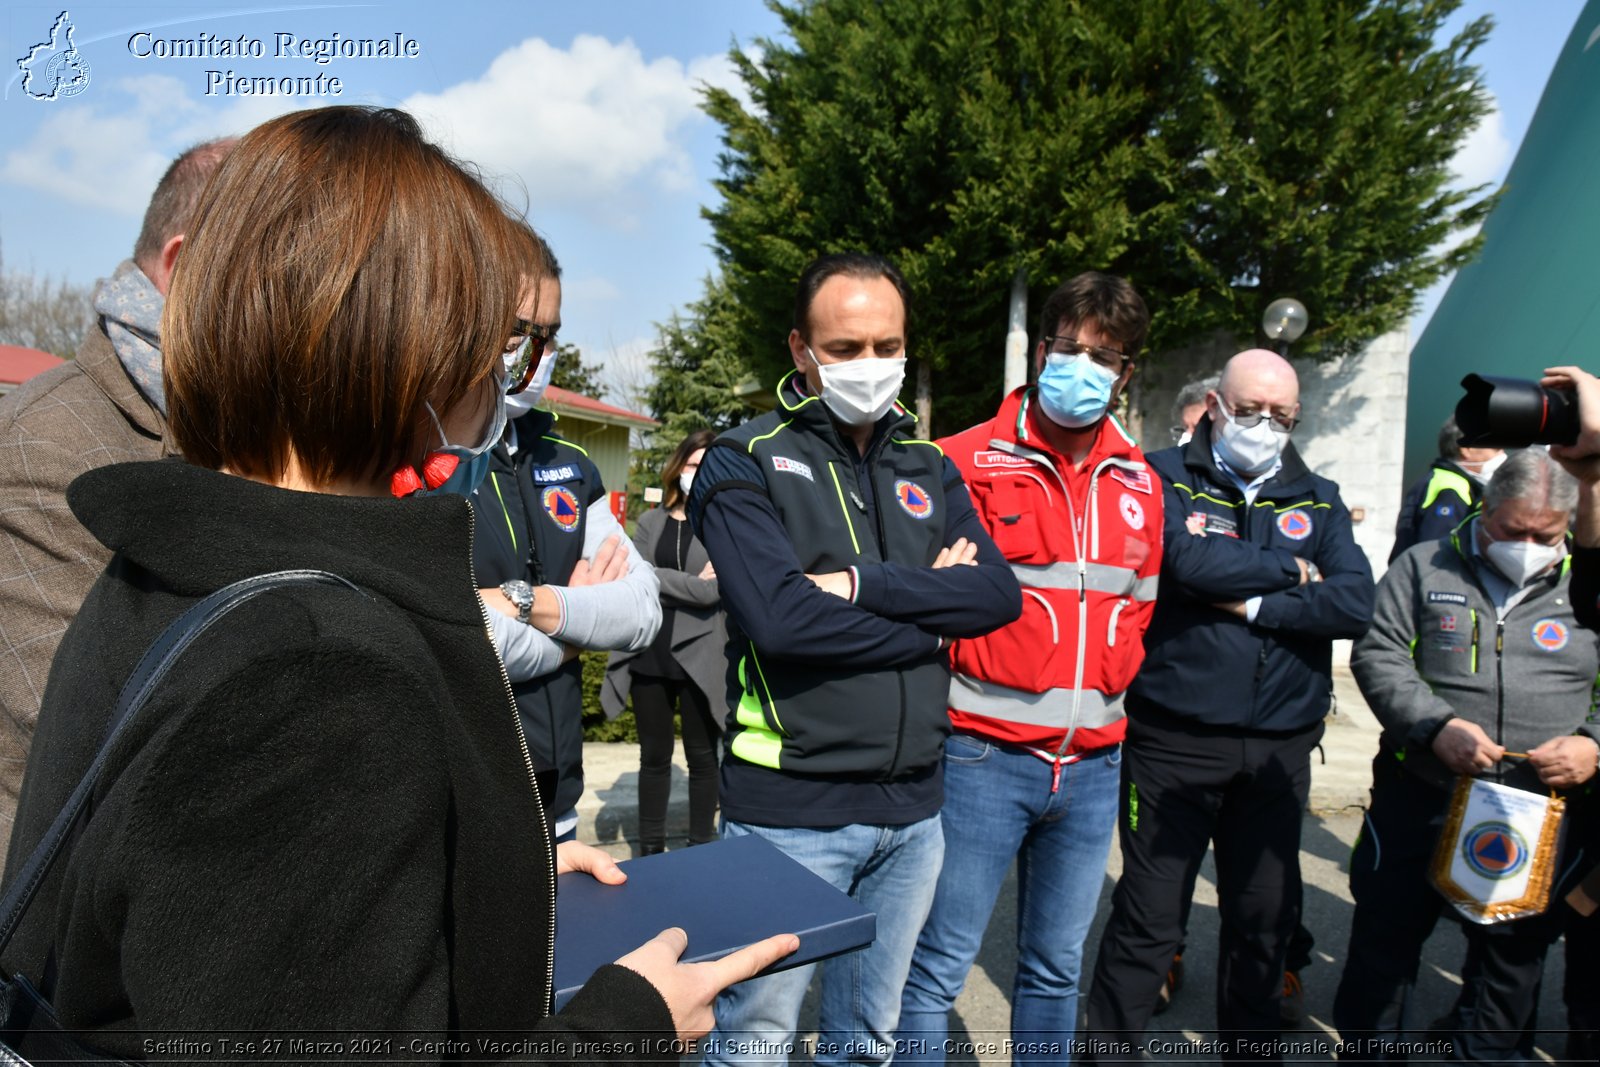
[1484,538,1565,586]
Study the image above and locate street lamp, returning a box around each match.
[1262,298,1308,357]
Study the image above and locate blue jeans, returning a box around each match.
[898,736,1121,1064]
[702,815,945,1067]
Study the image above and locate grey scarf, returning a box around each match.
[92,259,166,416]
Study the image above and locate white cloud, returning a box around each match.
[1,73,298,215]
[401,35,738,215]
[3,34,743,225]
[1449,91,1510,190]
[2,75,186,214]
[688,46,759,116]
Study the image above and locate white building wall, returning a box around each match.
[1288,325,1410,584]
[1289,327,1410,670]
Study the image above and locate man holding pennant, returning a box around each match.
[1334,448,1600,1063]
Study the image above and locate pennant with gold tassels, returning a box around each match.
[1429,774,1564,924]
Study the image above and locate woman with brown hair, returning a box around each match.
[604,430,724,854]
[0,106,789,1060]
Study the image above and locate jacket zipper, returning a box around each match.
[860,457,911,779]
[1237,484,1268,725]
[987,441,1145,761]
[1055,467,1088,760]
[1470,610,1480,673]
[827,463,863,555]
[1086,458,1121,562]
[1057,459,1127,758]
[467,506,556,1015]
[1494,618,1506,771]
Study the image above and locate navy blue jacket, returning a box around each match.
[1130,417,1375,733]
[1389,458,1479,562]
[470,410,603,817]
[689,373,1021,827]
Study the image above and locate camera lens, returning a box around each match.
[1455,374,1579,448]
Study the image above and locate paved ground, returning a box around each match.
[572,665,1579,1063]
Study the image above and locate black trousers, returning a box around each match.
[631,675,720,851]
[1085,704,1323,1064]
[1331,755,1585,1063]
[1565,795,1600,1057]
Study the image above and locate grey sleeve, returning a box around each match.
[549,506,663,653]
[483,599,569,682]
[656,569,719,609]
[636,507,719,608]
[1350,551,1458,746]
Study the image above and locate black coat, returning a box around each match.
[1,460,670,1061]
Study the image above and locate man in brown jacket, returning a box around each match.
[0,138,234,845]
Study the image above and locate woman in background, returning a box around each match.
[605,429,725,854]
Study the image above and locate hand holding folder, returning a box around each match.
[614,926,799,1041]
[553,835,878,1030]
[555,840,801,1042]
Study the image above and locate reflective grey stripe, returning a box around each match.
[947,674,1127,729]
[1011,562,1157,601]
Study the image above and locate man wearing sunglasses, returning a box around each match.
[1085,348,1374,1064]
[471,243,661,843]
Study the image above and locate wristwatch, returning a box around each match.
[500,580,534,625]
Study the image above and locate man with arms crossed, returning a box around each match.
[897,272,1160,1060]
[690,253,1020,1066]
[1085,348,1374,1064]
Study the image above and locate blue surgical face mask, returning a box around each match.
[417,384,507,498]
[1036,353,1118,429]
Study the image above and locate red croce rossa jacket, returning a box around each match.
[939,386,1162,768]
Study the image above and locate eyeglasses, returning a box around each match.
[1170,425,1189,443]
[1218,395,1299,434]
[1044,336,1127,372]
[503,318,560,395]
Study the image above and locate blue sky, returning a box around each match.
[0,0,1585,403]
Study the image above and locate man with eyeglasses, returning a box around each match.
[897,272,1161,1061]
[1084,347,1374,1065]
[470,238,661,843]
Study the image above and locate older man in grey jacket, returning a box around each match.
[0,138,234,848]
[1333,449,1600,1063]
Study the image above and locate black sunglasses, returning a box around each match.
[503,319,561,395]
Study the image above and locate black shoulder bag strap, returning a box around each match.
[0,569,358,966]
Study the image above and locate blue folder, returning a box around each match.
[553,833,877,1009]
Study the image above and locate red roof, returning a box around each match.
[544,385,657,428]
[0,345,64,386]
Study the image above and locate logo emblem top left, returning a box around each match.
[18,11,92,101]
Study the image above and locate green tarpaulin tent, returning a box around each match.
[1405,0,1600,482]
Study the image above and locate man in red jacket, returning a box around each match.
[897,272,1160,1062]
